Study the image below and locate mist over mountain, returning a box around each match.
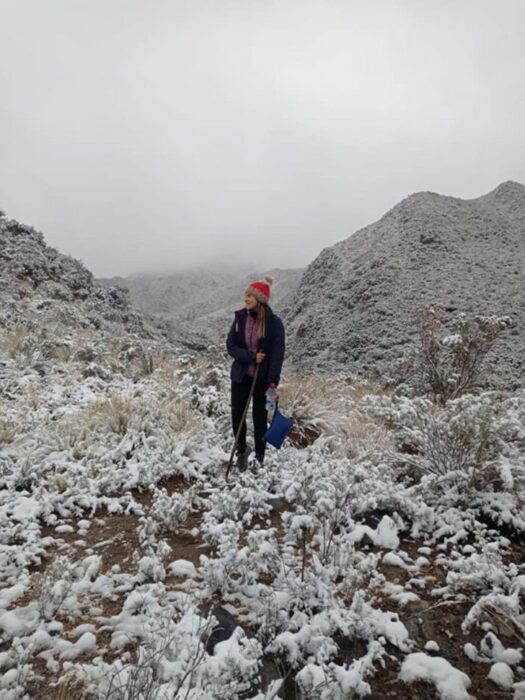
[99,267,304,349]
[287,181,525,387]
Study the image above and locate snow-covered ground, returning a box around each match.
[1,334,524,698]
[1,214,525,698]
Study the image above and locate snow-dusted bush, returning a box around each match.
[80,604,261,700]
[362,391,525,503]
[402,306,512,404]
[150,485,200,533]
[35,556,76,621]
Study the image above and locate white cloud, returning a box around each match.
[1,0,524,276]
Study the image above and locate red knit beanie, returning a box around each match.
[246,275,273,304]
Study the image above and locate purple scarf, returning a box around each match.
[245,313,258,377]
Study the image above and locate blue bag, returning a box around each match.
[263,408,293,449]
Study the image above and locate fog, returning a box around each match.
[1,0,524,276]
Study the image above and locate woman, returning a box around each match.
[226,275,285,470]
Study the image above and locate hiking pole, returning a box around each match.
[226,364,260,481]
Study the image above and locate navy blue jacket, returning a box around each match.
[226,307,285,387]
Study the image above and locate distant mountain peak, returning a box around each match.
[485,180,525,201]
[491,179,525,194]
[287,182,525,388]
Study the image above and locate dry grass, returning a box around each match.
[0,324,31,358]
[161,396,203,435]
[24,387,41,410]
[340,409,396,458]
[0,417,17,445]
[52,390,202,452]
[280,374,391,410]
[0,322,96,365]
[85,394,137,436]
[54,676,88,700]
[279,373,395,455]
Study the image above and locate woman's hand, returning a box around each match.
[255,351,266,364]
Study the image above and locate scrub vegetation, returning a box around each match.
[1,212,525,699]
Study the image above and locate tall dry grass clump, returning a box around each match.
[279,374,395,456]
[85,393,137,436]
[0,417,17,445]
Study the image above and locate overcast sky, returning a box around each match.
[1,0,524,277]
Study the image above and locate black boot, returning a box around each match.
[236,448,250,472]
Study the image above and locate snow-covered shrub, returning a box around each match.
[401,395,499,481]
[150,485,200,533]
[444,547,517,596]
[35,556,76,621]
[402,306,512,404]
[47,472,72,493]
[81,604,261,700]
[295,640,384,699]
[362,392,522,501]
[462,574,525,642]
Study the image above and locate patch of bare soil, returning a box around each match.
[360,535,520,700]
[7,480,210,699]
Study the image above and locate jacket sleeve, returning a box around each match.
[267,317,285,386]
[226,319,256,364]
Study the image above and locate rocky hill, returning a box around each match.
[287,181,525,387]
[0,213,169,379]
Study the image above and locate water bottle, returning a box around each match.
[265,384,278,414]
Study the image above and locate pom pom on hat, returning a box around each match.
[246,275,273,304]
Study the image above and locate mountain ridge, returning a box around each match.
[286,181,525,387]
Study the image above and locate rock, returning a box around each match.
[202,605,238,654]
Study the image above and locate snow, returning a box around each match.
[464,643,478,662]
[382,552,408,569]
[1,212,525,697]
[349,515,400,549]
[58,632,97,659]
[480,632,523,666]
[399,653,472,700]
[514,680,525,699]
[169,559,198,578]
[9,496,42,522]
[0,608,40,639]
[488,662,514,689]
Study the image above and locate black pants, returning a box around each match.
[231,376,268,459]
